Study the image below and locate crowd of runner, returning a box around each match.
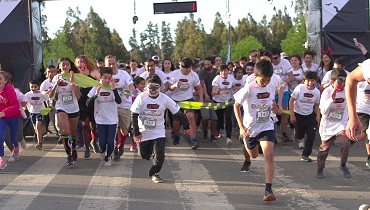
[0,43,370,203]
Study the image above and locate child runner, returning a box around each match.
[25,80,49,149]
[131,75,191,183]
[49,57,81,166]
[130,76,145,152]
[87,67,121,166]
[233,60,280,201]
[317,68,352,178]
[0,71,21,170]
[289,71,321,160]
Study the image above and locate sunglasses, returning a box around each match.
[148,84,160,90]
[272,57,279,60]
[246,67,254,71]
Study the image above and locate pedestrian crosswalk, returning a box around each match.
[1,133,370,210]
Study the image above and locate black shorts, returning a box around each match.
[79,110,95,122]
[30,113,42,124]
[243,130,275,150]
[357,113,370,132]
[56,110,80,118]
[294,112,316,139]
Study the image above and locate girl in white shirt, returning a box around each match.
[212,64,235,145]
[289,54,304,92]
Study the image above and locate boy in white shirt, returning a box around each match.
[131,75,191,183]
[317,68,353,179]
[87,67,121,166]
[234,60,280,202]
[25,80,49,150]
[289,71,321,161]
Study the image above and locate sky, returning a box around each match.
[42,0,296,50]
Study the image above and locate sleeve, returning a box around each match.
[290,85,300,99]
[286,61,293,73]
[233,85,250,104]
[168,73,177,85]
[165,94,180,114]
[274,75,284,91]
[16,89,27,102]
[130,94,142,114]
[113,89,121,104]
[2,84,20,117]
[315,90,321,104]
[88,86,96,98]
[361,59,370,81]
[211,76,219,87]
[321,71,331,85]
[193,73,200,87]
[319,87,334,114]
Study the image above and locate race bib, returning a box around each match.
[180,83,189,91]
[256,107,271,123]
[61,93,73,105]
[143,117,157,130]
[274,67,283,76]
[327,109,344,122]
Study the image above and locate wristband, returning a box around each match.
[71,81,75,85]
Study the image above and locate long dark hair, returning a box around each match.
[57,57,79,73]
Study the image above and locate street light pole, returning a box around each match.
[225,0,231,62]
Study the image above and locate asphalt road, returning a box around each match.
[0,128,369,210]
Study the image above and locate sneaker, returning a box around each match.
[76,145,84,150]
[0,159,7,170]
[84,148,91,159]
[240,161,251,172]
[215,130,222,139]
[282,135,292,143]
[340,166,351,178]
[90,141,99,153]
[47,129,53,134]
[130,144,137,152]
[298,142,304,149]
[104,158,112,167]
[190,139,200,149]
[19,139,27,149]
[226,138,232,145]
[366,159,370,169]
[57,136,63,145]
[35,143,42,150]
[301,156,312,162]
[173,134,180,145]
[72,149,78,161]
[359,204,370,210]
[151,173,163,183]
[113,151,120,160]
[12,144,20,160]
[316,170,324,179]
[118,144,124,156]
[210,135,217,143]
[263,189,276,202]
[66,156,74,166]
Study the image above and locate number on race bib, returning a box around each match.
[61,93,73,105]
[328,111,343,122]
[256,107,271,123]
[180,83,189,91]
[143,118,157,130]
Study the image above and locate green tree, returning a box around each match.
[160,21,174,60]
[140,21,160,60]
[268,7,292,50]
[221,35,263,61]
[43,31,75,67]
[129,28,140,50]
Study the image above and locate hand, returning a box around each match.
[290,115,296,124]
[0,112,5,118]
[239,126,249,138]
[111,78,116,90]
[70,70,74,83]
[272,101,282,115]
[184,129,192,138]
[357,42,363,48]
[204,95,211,102]
[56,79,63,86]
[133,134,142,143]
[331,88,336,100]
[175,81,182,88]
[95,85,101,96]
[346,116,362,141]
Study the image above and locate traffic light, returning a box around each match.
[153,1,197,14]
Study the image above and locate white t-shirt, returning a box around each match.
[113,70,133,109]
[52,74,79,114]
[356,81,370,114]
[130,92,180,142]
[319,86,348,140]
[302,63,319,72]
[362,59,370,80]
[135,67,145,77]
[233,78,244,93]
[40,79,54,106]
[88,86,118,125]
[169,69,201,101]
[164,71,174,97]
[212,75,235,102]
[139,69,167,87]
[245,73,283,93]
[25,91,48,114]
[233,81,275,137]
[290,84,320,115]
[289,68,303,92]
[272,59,293,92]
[15,88,27,119]
[321,69,350,85]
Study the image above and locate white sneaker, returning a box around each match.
[298,142,304,149]
[19,139,27,149]
[226,138,233,145]
[104,158,112,167]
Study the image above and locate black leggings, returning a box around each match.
[139,138,166,177]
[215,105,233,138]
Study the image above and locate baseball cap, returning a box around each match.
[280,52,288,59]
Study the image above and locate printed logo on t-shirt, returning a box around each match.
[235,83,241,87]
[100,92,111,96]
[179,79,188,82]
[59,81,68,86]
[256,92,270,99]
[334,98,345,103]
[114,78,120,83]
[31,97,40,100]
[222,81,230,85]
[293,73,300,76]
[365,90,370,94]
[147,104,159,109]
[303,93,314,98]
